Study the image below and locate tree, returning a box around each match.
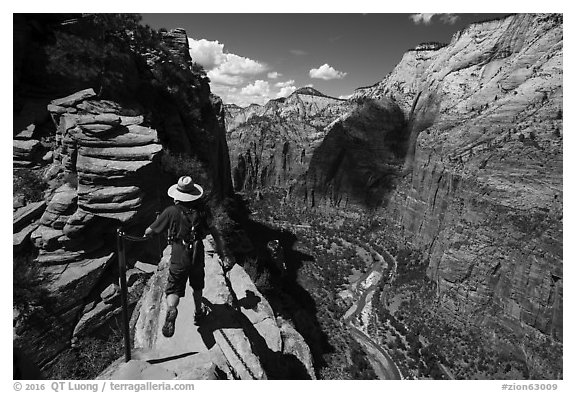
[45,14,170,101]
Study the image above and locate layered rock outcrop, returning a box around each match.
[13,88,164,369]
[13,15,233,373]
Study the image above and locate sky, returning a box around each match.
[2,2,574,387]
[142,13,510,107]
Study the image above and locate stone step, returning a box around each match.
[79,144,162,161]
[15,124,36,140]
[50,88,96,107]
[13,201,46,232]
[13,223,39,251]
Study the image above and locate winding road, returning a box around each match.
[348,324,402,380]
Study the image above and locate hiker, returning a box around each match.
[144,176,211,337]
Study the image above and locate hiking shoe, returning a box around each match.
[162,307,178,337]
[194,306,208,325]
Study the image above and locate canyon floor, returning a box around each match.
[244,189,562,380]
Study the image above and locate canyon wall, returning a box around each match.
[339,14,563,349]
[225,14,563,364]
[225,88,350,192]
[376,13,563,343]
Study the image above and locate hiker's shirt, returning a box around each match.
[149,204,208,266]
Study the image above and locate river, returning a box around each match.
[342,242,403,380]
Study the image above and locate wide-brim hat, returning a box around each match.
[167,176,204,202]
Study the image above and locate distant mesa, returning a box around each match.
[290,86,326,97]
[289,86,340,100]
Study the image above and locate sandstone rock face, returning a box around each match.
[351,45,443,116]
[101,359,178,380]
[50,107,161,225]
[72,267,150,338]
[13,18,234,375]
[225,88,350,192]
[277,316,316,380]
[302,98,408,208]
[13,139,42,167]
[97,348,226,380]
[358,14,563,344]
[13,201,46,232]
[14,89,163,368]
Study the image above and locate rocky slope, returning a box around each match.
[98,237,314,380]
[226,13,563,377]
[225,87,350,192]
[13,15,235,374]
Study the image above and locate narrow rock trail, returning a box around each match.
[98,237,315,380]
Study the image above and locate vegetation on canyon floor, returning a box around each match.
[243,188,562,380]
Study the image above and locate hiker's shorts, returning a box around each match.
[166,241,205,298]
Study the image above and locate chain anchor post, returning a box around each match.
[116,228,131,362]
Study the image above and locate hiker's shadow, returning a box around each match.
[237,289,261,309]
[197,289,263,350]
[197,300,244,349]
[198,295,311,379]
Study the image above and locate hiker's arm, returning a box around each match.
[144,208,171,237]
[144,226,155,237]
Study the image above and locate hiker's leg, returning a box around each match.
[192,289,203,312]
[190,240,206,319]
[166,293,180,309]
[163,244,188,336]
[166,244,188,303]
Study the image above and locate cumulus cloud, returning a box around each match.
[188,38,224,69]
[409,13,460,25]
[207,72,245,86]
[187,38,302,106]
[241,80,271,96]
[277,86,297,98]
[274,80,297,98]
[275,80,295,88]
[338,93,353,100]
[188,38,267,86]
[309,63,347,80]
[229,79,299,106]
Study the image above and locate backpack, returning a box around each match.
[177,204,209,251]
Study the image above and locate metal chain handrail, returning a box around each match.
[116,228,153,362]
[122,233,150,242]
[218,326,259,380]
